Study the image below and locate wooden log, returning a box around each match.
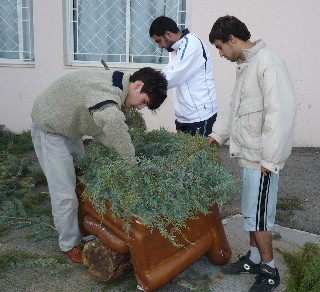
[83,238,133,282]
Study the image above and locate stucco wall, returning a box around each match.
[0,0,319,146]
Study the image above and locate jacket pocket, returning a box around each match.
[238,97,263,116]
[234,97,263,150]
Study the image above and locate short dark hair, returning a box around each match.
[149,16,179,37]
[130,67,168,110]
[209,15,251,44]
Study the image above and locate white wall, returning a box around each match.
[0,0,319,146]
[210,1,320,147]
[0,1,66,133]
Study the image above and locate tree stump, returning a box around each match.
[83,238,133,282]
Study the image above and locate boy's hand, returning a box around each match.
[261,166,270,176]
[207,136,220,147]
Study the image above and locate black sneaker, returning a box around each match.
[221,251,261,275]
[249,263,280,291]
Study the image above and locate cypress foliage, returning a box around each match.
[0,125,33,155]
[78,109,235,245]
[0,125,55,240]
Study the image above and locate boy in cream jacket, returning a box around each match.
[31,67,167,263]
[208,16,296,292]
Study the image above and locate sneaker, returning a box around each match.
[221,251,261,274]
[63,245,83,264]
[249,263,280,291]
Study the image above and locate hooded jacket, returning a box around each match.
[31,70,135,158]
[162,29,218,123]
[210,40,296,173]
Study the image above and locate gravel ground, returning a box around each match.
[0,146,319,291]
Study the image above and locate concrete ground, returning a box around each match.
[0,147,319,291]
[1,213,318,292]
[157,146,320,291]
[158,214,319,291]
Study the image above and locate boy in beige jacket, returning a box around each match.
[31,67,167,263]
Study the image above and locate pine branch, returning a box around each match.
[0,215,56,231]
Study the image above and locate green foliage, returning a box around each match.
[121,106,147,136]
[0,250,70,274]
[277,196,303,213]
[276,196,304,221]
[0,155,31,201]
[78,128,235,245]
[283,242,320,291]
[0,125,33,155]
[0,126,56,240]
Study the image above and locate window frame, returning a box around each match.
[64,0,192,69]
[0,0,34,66]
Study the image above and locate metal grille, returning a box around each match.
[0,0,34,63]
[67,0,187,66]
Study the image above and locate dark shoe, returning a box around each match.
[249,263,280,291]
[63,245,83,263]
[221,251,261,275]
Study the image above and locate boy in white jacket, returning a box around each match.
[208,15,296,292]
[149,16,218,136]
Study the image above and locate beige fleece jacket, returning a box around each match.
[31,69,135,157]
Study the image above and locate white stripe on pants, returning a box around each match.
[31,122,85,251]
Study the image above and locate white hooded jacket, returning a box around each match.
[210,40,296,173]
[162,29,218,123]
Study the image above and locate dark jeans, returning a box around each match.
[175,113,217,137]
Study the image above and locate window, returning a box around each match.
[0,0,34,65]
[65,0,189,68]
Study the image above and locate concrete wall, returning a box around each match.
[1,0,319,146]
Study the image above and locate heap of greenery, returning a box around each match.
[0,125,56,240]
[0,250,69,272]
[0,125,34,155]
[78,109,235,245]
[283,242,320,291]
[121,105,147,135]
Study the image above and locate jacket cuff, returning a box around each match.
[208,133,225,146]
[261,160,280,174]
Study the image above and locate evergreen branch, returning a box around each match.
[0,215,56,231]
[77,125,235,245]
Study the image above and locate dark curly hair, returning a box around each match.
[149,16,179,37]
[130,67,168,110]
[209,15,251,44]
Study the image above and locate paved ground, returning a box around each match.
[0,146,319,291]
[145,146,320,291]
[159,215,319,292]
